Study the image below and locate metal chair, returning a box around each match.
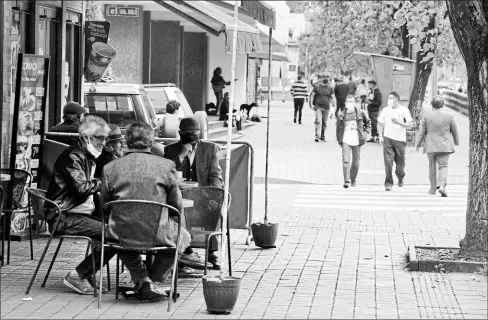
[180,186,232,276]
[25,188,97,297]
[97,198,183,311]
[0,168,33,264]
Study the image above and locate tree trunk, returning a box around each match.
[407,15,436,114]
[446,0,488,257]
[407,51,433,113]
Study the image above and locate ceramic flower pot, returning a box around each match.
[202,276,241,314]
[251,222,279,248]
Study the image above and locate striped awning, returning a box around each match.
[241,0,276,29]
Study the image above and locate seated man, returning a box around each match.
[46,115,113,295]
[94,124,124,178]
[49,101,85,145]
[164,117,224,272]
[101,122,191,300]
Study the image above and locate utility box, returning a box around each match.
[354,52,416,110]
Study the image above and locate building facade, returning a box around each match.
[1,0,85,168]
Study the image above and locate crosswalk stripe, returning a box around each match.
[292,185,467,212]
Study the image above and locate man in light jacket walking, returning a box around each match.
[415,96,460,197]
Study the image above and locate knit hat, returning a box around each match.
[107,124,123,141]
[179,117,201,131]
[63,101,85,115]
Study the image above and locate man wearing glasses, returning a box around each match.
[46,115,114,296]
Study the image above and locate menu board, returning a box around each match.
[10,54,50,194]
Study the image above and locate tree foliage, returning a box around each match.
[296,1,397,76]
[389,0,462,68]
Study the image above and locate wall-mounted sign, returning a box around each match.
[289,64,297,72]
[84,21,111,69]
[106,6,139,17]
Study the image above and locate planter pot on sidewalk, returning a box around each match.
[202,276,241,314]
[251,222,279,248]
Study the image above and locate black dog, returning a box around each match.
[239,102,257,118]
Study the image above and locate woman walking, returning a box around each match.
[336,95,372,188]
[211,67,230,116]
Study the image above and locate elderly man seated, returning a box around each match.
[46,116,189,301]
[164,117,224,272]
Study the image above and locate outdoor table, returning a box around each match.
[0,173,11,181]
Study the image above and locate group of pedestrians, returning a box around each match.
[291,74,460,196]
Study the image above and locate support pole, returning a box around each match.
[219,0,239,279]
[264,27,272,224]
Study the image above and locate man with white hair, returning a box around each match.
[46,115,112,295]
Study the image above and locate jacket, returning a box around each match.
[101,149,191,253]
[48,122,80,146]
[415,107,460,153]
[211,74,230,88]
[94,149,118,178]
[164,140,223,188]
[336,107,372,146]
[334,83,349,102]
[312,83,334,108]
[367,88,382,113]
[46,139,101,228]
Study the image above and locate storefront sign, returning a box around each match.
[84,21,111,69]
[105,6,139,17]
[10,54,49,192]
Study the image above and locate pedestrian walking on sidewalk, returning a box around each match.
[366,80,382,142]
[290,75,308,124]
[356,79,369,110]
[336,95,371,188]
[311,77,334,142]
[334,77,349,118]
[378,91,413,191]
[415,96,460,197]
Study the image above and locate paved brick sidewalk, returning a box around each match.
[243,101,470,185]
[1,183,486,319]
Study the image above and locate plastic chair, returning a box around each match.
[0,168,33,264]
[180,186,232,276]
[25,188,98,297]
[97,199,183,311]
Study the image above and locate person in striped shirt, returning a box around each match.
[290,75,309,124]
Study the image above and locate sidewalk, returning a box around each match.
[1,183,486,319]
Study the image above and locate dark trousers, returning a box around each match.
[60,213,175,284]
[383,137,407,187]
[294,98,305,122]
[360,95,367,110]
[369,111,379,137]
[213,85,224,114]
[336,99,346,117]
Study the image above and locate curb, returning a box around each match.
[407,245,485,273]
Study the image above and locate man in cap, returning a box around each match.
[49,101,86,145]
[164,117,224,272]
[95,124,125,178]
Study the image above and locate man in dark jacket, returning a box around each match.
[46,115,112,296]
[334,78,349,117]
[49,101,85,145]
[211,67,231,116]
[366,80,382,142]
[164,117,224,271]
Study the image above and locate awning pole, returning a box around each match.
[219,0,239,280]
[264,27,272,224]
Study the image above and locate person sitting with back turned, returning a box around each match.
[101,122,191,300]
[49,101,86,145]
[164,117,224,272]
